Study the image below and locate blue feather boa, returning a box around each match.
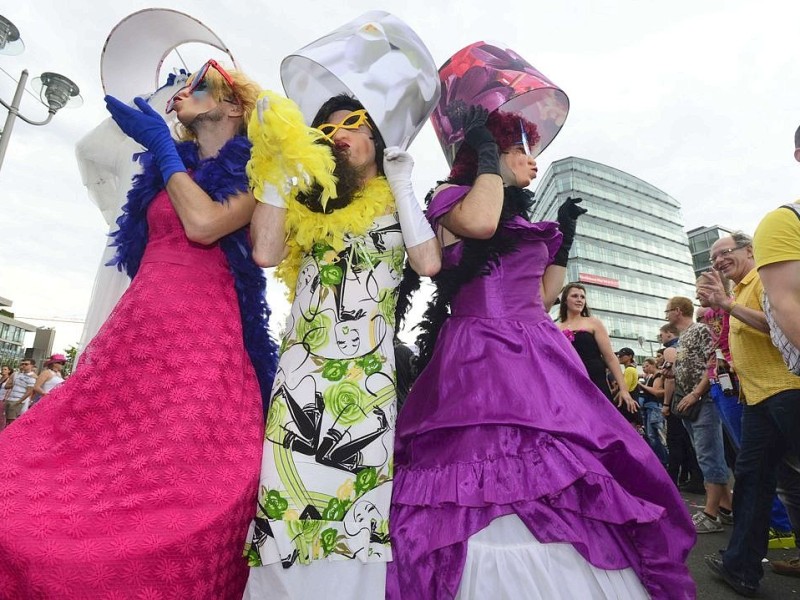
[108,136,277,414]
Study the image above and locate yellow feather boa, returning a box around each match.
[247,90,338,209]
[277,177,395,300]
[245,90,396,300]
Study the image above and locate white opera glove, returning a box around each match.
[256,95,270,125]
[255,182,286,209]
[383,146,434,248]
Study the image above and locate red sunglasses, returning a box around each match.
[166,59,236,114]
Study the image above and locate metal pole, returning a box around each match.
[0,69,28,174]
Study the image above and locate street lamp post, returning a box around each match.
[0,14,81,174]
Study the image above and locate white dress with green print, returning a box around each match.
[245,213,403,587]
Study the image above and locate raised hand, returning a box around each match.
[553,197,587,267]
[559,196,588,221]
[462,105,493,149]
[105,96,169,150]
[461,105,499,177]
[256,95,270,125]
[383,146,414,183]
[105,95,185,182]
[383,146,433,248]
[697,270,729,310]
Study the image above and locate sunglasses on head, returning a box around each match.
[166,59,236,114]
[317,109,372,142]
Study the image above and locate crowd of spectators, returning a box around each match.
[0,354,67,432]
[554,125,800,596]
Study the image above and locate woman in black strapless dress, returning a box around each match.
[557,283,637,412]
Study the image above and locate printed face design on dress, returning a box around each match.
[297,263,320,303]
[334,322,361,356]
[353,500,380,523]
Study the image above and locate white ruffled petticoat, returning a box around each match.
[455,514,650,600]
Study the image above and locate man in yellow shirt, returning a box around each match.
[698,232,800,594]
[755,128,800,368]
[616,347,639,393]
[615,347,640,425]
[749,126,800,581]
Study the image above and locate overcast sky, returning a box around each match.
[1,0,798,353]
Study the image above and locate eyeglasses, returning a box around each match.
[502,122,533,157]
[709,245,744,263]
[520,120,531,156]
[664,307,678,314]
[166,59,236,114]
[317,109,372,142]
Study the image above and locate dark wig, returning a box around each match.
[558,282,591,322]
[449,111,540,185]
[294,94,387,214]
[311,94,386,175]
[294,146,366,214]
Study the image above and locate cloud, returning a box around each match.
[2,0,798,353]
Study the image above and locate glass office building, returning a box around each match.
[687,225,734,278]
[0,296,37,364]
[532,157,697,357]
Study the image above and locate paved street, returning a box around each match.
[681,489,800,599]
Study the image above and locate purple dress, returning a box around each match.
[387,186,695,599]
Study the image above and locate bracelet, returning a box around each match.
[726,300,737,314]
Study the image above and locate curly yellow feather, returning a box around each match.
[245,90,396,301]
[276,177,396,301]
[246,90,337,208]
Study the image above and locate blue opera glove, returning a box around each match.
[105,95,186,183]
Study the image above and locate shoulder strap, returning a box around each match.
[780,204,800,220]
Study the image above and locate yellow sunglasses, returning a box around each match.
[317,109,372,141]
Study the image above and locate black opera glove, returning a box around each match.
[553,196,587,267]
[462,105,500,177]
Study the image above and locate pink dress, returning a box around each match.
[0,192,263,599]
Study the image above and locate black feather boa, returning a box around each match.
[107,136,278,414]
[396,185,535,371]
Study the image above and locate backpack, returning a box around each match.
[762,203,800,375]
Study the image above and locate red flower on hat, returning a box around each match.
[441,41,485,78]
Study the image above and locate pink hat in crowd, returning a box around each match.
[45,354,67,366]
[430,40,570,166]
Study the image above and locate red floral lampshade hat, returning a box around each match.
[430,41,570,166]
